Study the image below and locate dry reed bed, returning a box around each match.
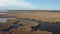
[12,12,60,22]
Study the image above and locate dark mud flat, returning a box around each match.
[0,18,60,34]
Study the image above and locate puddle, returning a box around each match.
[0,18,9,23]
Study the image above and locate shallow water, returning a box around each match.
[0,18,16,23]
[0,18,8,23]
[39,23,60,31]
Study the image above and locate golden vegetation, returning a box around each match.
[20,22,39,27]
[0,11,58,34]
[11,26,52,34]
[12,12,60,22]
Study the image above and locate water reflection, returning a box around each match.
[0,18,9,23]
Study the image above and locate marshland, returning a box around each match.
[0,10,60,34]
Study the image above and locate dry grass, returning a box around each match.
[11,26,53,34]
[11,12,60,22]
[0,11,58,34]
[20,22,39,27]
[0,19,19,30]
[0,31,10,34]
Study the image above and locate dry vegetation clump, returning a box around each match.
[6,19,19,24]
[0,23,7,30]
[4,19,19,29]
[20,22,39,27]
[11,26,53,34]
[0,19,19,30]
[31,31,47,34]
[11,27,33,34]
[0,31,10,34]
[31,29,52,34]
